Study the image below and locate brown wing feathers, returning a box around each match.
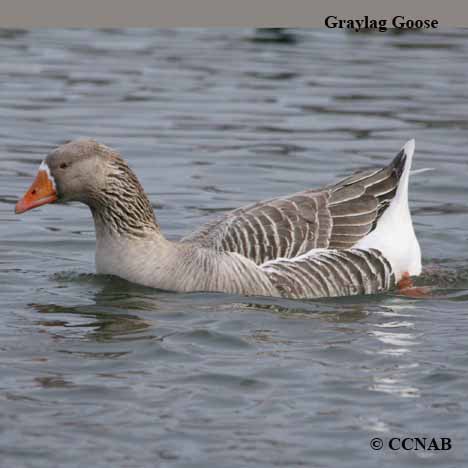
[217,192,333,263]
[327,149,406,248]
[262,248,396,299]
[184,149,406,263]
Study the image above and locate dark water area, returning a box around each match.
[0,29,467,467]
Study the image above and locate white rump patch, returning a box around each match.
[39,160,57,190]
[354,139,421,279]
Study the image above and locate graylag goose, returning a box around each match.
[15,139,421,299]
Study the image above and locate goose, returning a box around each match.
[15,139,421,299]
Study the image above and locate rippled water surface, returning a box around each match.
[1,29,468,467]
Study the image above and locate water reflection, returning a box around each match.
[31,272,429,360]
[370,373,421,399]
[31,295,156,343]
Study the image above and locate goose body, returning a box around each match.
[16,139,421,299]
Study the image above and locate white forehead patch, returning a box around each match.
[39,160,57,190]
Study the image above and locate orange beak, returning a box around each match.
[15,166,58,214]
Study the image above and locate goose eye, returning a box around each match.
[60,163,68,169]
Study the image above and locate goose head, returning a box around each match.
[15,139,158,237]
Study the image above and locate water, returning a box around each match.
[1,29,467,467]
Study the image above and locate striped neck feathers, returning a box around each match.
[90,156,160,238]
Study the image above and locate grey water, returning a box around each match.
[0,28,467,468]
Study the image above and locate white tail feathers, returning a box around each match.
[354,139,421,281]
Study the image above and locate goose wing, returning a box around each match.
[183,149,406,265]
[261,248,396,299]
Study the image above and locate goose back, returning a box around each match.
[183,150,406,264]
